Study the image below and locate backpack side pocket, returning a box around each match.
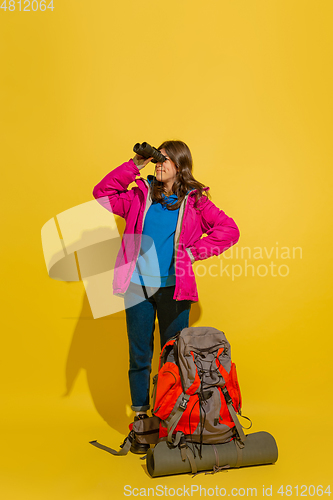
[153,362,183,420]
[227,362,242,413]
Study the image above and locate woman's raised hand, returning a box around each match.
[132,154,153,170]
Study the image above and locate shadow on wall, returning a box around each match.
[63,290,202,435]
[62,211,202,434]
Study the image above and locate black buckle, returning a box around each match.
[179,397,189,411]
[120,430,134,448]
[222,386,233,405]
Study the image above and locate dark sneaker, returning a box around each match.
[130,414,150,455]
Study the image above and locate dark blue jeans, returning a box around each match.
[124,282,192,411]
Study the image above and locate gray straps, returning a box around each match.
[212,444,219,468]
[173,431,183,447]
[212,387,221,426]
[89,432,133,456]
[235,438,244,467]
[228,403,247,443]
[221,386,247,443]
[185,448,198,474]
[167,394,190,443]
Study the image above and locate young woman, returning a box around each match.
[93,140,240,453]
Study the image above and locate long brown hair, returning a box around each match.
[150,140,210,210]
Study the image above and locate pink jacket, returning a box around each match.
[92,159,240,302]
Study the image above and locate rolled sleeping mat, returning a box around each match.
[146,431,278,478]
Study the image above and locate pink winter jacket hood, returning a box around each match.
[92,159,240,302]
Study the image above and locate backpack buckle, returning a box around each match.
[179,397,189,410]
[222,386,233,405]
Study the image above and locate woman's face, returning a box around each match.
[155,148,178,187]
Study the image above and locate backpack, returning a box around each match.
[90,326,278,477]
[151,326,246,446]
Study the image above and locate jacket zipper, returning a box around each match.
[174,193,190,300]
[124,179,152,289]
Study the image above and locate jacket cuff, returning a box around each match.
[186,247,196,264]
[128,158,141,175]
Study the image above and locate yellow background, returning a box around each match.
[1,0,332,498]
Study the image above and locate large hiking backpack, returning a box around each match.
[152,326,245,445]
[90,326,278,477]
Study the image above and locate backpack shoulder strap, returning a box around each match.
[221,386,247,443]
[89,430,134,456]
[166,394,191,443]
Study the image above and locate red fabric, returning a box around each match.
[177,395,200,435]
[158,395,200,438]
[158,339,176,371]
[215,348,230,384]
[153,362,183,420]
[218,388,235,428]
[153,340,242,439]
[227,362,242,412]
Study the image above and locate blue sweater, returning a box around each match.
[130,179,180,287]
